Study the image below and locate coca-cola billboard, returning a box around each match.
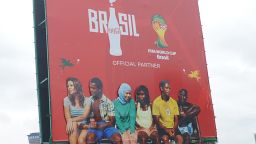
[45,0,217,142]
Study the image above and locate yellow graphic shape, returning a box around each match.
[188,70,201,81]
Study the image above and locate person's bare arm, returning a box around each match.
[153,115,168,132]
[71,105,90,122]
[64,106,71,121]
[186,105,200,118]
[97,116,115,129]
[154,115,177,137]
[64,106,73,134]
[173,115,179,135]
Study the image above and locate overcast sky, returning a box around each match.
[200,0,256,143]
[0,0,255,143]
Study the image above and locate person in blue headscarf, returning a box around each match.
[114,83,137,144]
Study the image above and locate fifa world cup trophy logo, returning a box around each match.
[152,15,168,48]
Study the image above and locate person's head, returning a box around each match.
[89,77,103,99]
[66,77,83,95]
[135,85,150,108]
[159,80,171,101]
[66,77,84,107]
[118,83,132,104]
[178,88,188,104]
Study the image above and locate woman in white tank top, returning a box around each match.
[135,85,160,144]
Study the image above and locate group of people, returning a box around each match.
[63,77,200,144]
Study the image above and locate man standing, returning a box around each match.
[86,77,122,144]
[177,89,200,144]
[152,80,183,144]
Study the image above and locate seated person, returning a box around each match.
[63,77,91,144]
[114,83,137,144]
[177,89,201,144]
[152,80,183,144]
[135,85,160,144]
[86,77,122,144]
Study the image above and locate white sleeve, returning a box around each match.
[64,97,71,107]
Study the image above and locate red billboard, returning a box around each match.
[45,0,217,142]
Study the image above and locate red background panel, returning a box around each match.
[45,0,217,141]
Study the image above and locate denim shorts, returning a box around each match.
[87,121,120,141]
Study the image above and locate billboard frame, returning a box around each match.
[33,0,218,143]
[33,0,52,143]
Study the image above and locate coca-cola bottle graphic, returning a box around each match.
[108,0,122,56]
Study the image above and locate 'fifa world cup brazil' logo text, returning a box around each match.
[152,15,168,48]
